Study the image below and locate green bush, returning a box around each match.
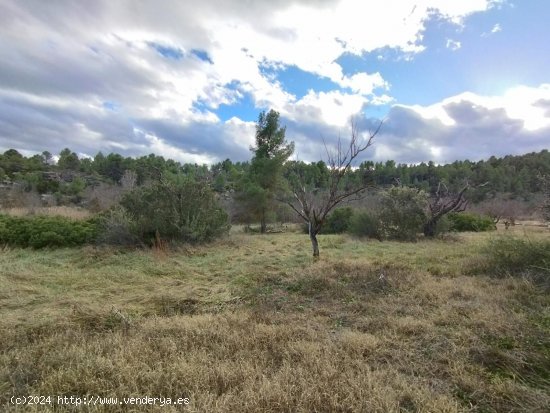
[95,207,140,246]
[323,207,354,234]
[448,212,496,232]
[349,210,381,239]
[379,187,427,241]
[432,215,452,237]
[119,177,230,244]
[0,214,99,248]
[482,236,550,284]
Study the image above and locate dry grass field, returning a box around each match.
[0,206,92,220]
[1,228,549,412]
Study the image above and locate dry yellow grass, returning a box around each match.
[1,229,549,412]
[0,206,91,220]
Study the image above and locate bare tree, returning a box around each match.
[473,197,525,228]
[423,182,469,237]
[284,121,382,257]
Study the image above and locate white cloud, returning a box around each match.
[287,90,368,127]
[338,72,388,96]
[142,131,217,165]
[446,39,462,51]
[0,0,503,162]
[370,94,396,106]
[482,22,502,37]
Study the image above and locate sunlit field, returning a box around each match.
[1,228,549,412]
[0,206,91,220]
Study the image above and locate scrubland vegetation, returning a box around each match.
[1,227,549,412]
[1,111,549,411]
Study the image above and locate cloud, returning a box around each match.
[482,22,502,37]
[534,98,550,118]
[446,39,462,51]
[0,0,503,163]
[284,90,368,127]
[367,84,550,164]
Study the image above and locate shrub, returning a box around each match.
[323,207,354,234]
[95,207,140,246]
[378,187,427,241]
[349,210,381,239]
[119,177,230,244]
[448,212,496,232]
[481,236,550,285]
[0,214,99,248]
[433,215,452,237]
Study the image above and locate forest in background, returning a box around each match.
[1,146,549,209]
[0,108,548,252]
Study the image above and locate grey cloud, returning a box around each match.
[0,89,255,163]
[365,100,550,164]
[135,117,251,162]
[534,98,550,117]
[0,0,376,165]
[0,34,202,104]
[0,0,320,162]
[282,107,385,164]
[0,91,142,156]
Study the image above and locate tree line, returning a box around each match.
[1,110,549,256]
[1,143,548,203]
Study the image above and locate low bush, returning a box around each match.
[448,212,496,232]
[379,187,427,241]
[119,177,230,245]
[426,215,452,238]
[349,210,381,239]
[95,207,140,246]
[300,207,355,235]
[323,207,354,234]
[481,236,550,285]
[0,214,99,248]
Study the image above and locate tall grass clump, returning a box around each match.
[482,236,550,285]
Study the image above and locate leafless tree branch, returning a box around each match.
[285,118,382,256]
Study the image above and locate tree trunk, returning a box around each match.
[310,232,319,257]
[423,218,438,237]
[260,211,267,234]
[308,222,320,257]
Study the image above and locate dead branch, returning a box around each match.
[285,118,382,256]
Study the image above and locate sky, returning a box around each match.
[0,0,548,165]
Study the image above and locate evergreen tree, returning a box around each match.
[57,148,80,171]
[239,110,294,233]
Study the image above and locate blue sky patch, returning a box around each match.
[149,42,184,60]
[261,64,340,100]
[191,49,213,64]
[214,82,258,122]
[102,101,120,111]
